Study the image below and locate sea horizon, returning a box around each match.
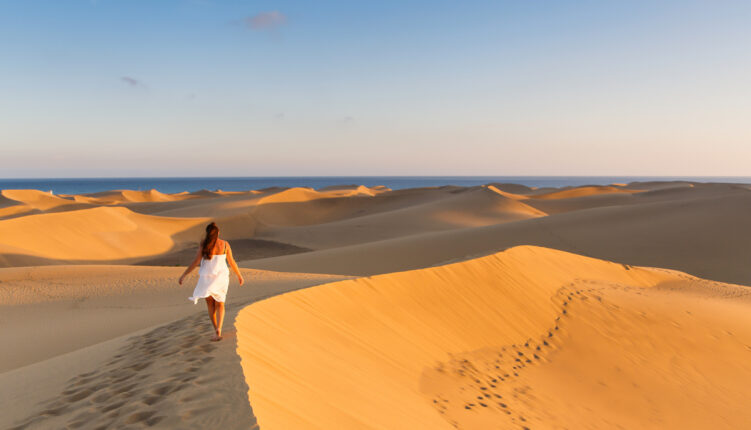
[1,176,750,195]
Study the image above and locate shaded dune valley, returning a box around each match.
[2,181,751,429]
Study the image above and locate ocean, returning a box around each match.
[1,176,750,195]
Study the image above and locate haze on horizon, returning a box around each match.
[1,0,750,178]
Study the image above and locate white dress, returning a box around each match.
[188,250,230,304]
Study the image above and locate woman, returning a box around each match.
[179,222,244,341]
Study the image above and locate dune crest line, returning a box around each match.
[236,246,751,429]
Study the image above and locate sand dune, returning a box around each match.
[1,189,80,211]
[236,246,751,429]
[0,200,38,220]
[317,184,390,196]
[4,181,750,283]
[244,183,751,285]
[0,264,346,371]
[258,186,545,249]
[530,185,639,200]
[83,189,186,204]
[523,192,637,214]
[187,189,225,198]
[0,263,346,429]
[0,185,423,264]
[0,188,201,218]
[127,186,385,221]
[250,187,384,226]
[0,189,94,218]
[3,181,751,429]
[0,192,24,209]
[485,183,536,195]
[523,182,741,214]
[119,189,174,203]
[624,181,695,190]
[0,206,206,264]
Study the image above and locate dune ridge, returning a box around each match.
[3,181,751,429]
[0,184,547,266]
[236,246,751,429]
[4,182,751,287]
[1,189,83,211]
[0,206,206,262]
[5,181,751,286]
[0,262,348,429]
[244,183,751,285]
[529,185,639,200]
[256,186,546,249]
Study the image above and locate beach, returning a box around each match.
[2,181,751,429]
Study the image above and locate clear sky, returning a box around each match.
[1,0,750,177]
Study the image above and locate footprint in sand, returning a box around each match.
[6,308,238,430]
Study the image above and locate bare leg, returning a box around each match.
[205,297,218,335]
[213,301,225,341]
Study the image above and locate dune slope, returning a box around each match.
[235,246,751,429]
[243,186,751,284]
[0,206,206,263]
[1,189,83,211]
[259,186,545,249]
[0,264,348,429]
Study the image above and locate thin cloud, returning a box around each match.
[120,76,144,88]
[245,11,287,30]
[337,116,355,128]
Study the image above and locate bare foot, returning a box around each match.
[211,334,223,342]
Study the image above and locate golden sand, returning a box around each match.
[2,182,751,429]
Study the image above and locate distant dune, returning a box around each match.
[3,181,751,429]
[3,182,751,284]
[529,185,639,200]
[0,206,206,264]
[1,189,92,214]
[236,246,751,429]
[243,182,751,285]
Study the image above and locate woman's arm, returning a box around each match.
[179,248,202,285]
[225,242,245,285]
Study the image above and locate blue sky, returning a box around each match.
[1,0,750,177]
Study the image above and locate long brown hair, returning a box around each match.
[201,222,219,259]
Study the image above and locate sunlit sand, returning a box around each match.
[2,182,751,429]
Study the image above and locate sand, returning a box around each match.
[243,182,751,285]
[236,246,751,430]
[0,265,347,429]
[2,181,751,429]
